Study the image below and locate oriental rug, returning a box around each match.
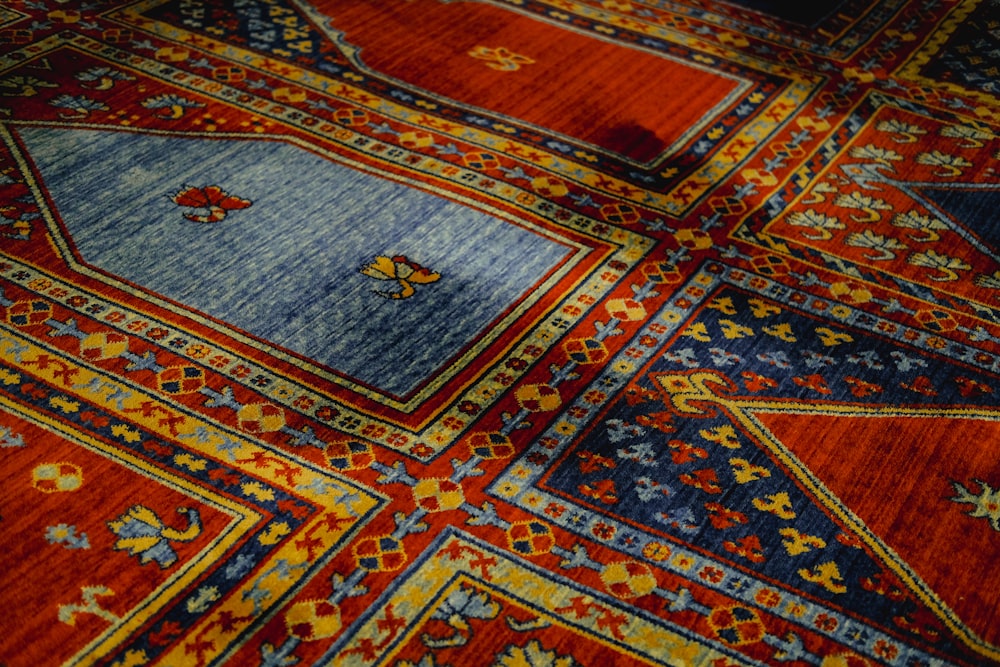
[1,0,999,665]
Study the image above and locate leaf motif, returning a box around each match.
[876,119,926,136]
[786,209,843,240]
[941,124,995,148]
[848,144,903,163]
[845,229,907,260]
[917,150,972,167]
[908,250,971,281]
[494,639,577,667]
[408,267,442,285]
[975,271,1000,289]
[786,210,843,229]
[433,586,499,621]
[908,250,970,270]
[834,191,891,210]
[917,150,972,176]
[359,255,397,281]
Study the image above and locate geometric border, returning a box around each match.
[895,0,1000,109]
[0,323,384,666]
[307,0,754,171]
[0,395,261,666]
[490,260,1000,666]
[737,402,1000,662]
[631,0,911,58]
[320,528,755,666]
[734,89,1000,330]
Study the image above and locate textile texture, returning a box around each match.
[1,0,999,665]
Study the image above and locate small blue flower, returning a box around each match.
[45,524,91,549]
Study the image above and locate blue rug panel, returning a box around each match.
[20,127,571,397]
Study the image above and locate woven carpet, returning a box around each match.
[2,0,999,665]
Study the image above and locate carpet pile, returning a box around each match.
[1,0,999,665]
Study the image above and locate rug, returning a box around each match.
[1,0,999,665]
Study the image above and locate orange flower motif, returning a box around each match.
[359,255,441,299]
[170,185,252,223]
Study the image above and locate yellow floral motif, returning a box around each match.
[799,561,847,594]
[815,326,853,347]
[32,462,83,493]
[284,600,342,641]
[916,150,973,177]
[786,209,845,240]
[779,527,827,556]
[494,481,520,497]
[753,492,796,519]
[667,641,704,664]
[58,586,119,626]
[359,255,441,299]
[950,479,1000,531]
[833,191,892,223]
[849,143,904,163]
[940,123,996,148]
[784,600,808,618]
[643,541,671,562]
[730,458,770,484]
[700,424,741,449]
[108,505,202,568]
[654,370,734,415]
[876,119,927,143]
[494,639,574,666]
[907,249,971,282]
[671,553,695,571]
[891,210,948,242]
[0,75,58,96]
[111,649,149,667]
[467,45,535,71]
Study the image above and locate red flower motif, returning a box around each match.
[171,185,251,223]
